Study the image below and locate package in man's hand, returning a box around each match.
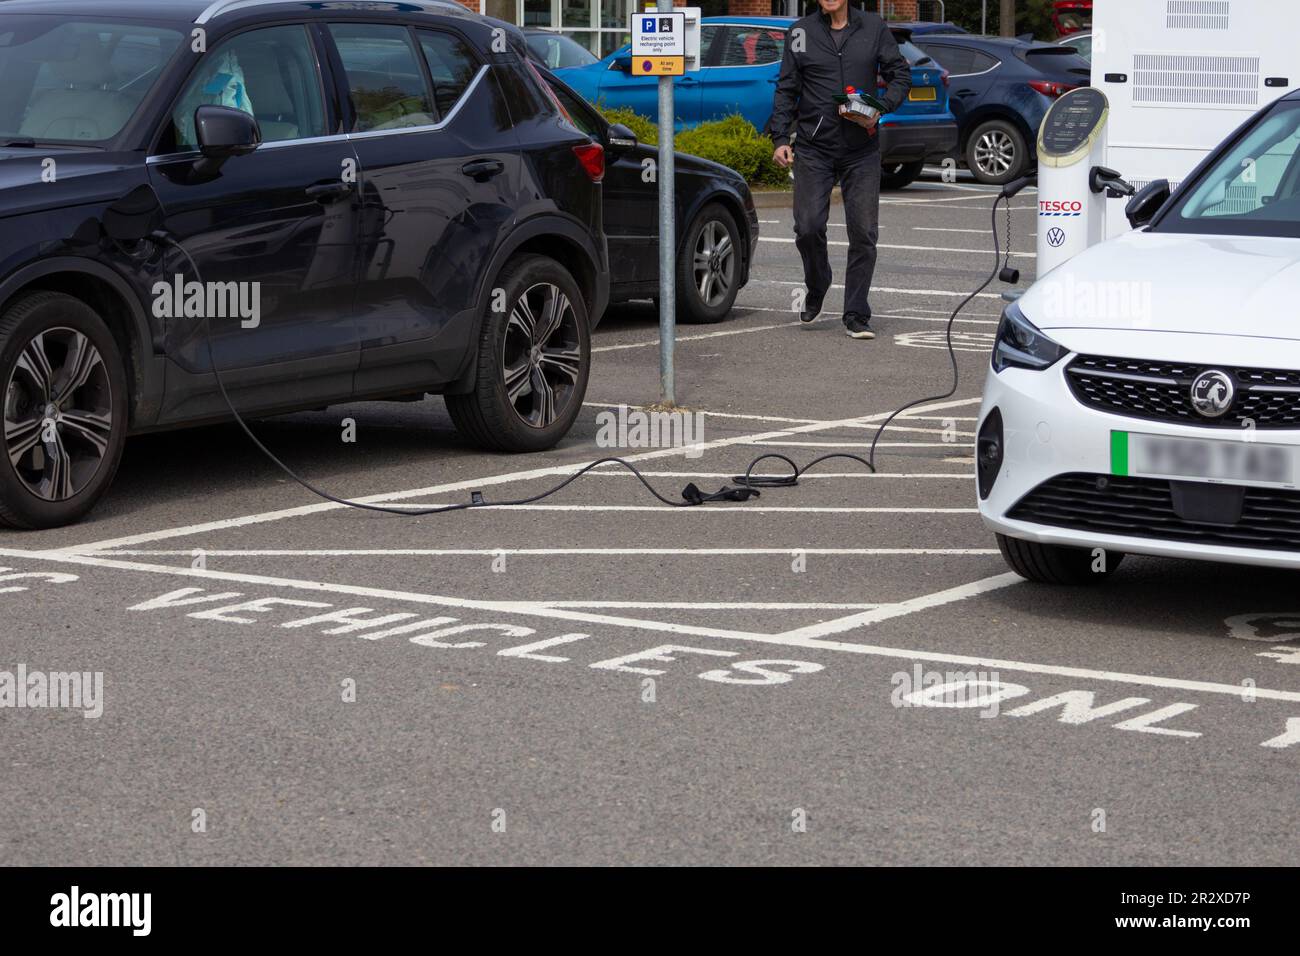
[833,86,887,122]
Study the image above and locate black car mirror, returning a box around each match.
[1126,178,1171,229]
[607,122,638,151]
[612,54,633,73]
[194,105,262,175]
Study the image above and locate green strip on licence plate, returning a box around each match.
[1110,430,1129,476]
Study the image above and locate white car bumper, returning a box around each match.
[976,340,1300,571]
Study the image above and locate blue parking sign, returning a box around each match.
[641,17,656,32]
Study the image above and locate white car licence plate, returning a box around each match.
[1112,430,1298,489]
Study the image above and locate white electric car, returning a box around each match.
[979,90,1300,583]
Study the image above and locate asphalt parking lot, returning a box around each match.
[3,172,1298,866]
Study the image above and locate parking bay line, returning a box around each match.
[94,547,999,557]
[593,310,996,353]
[760,237,1034,258]
[6,546,1300,705]
[299,503,980,514]
[55,396,984,554]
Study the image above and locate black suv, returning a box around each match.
[0,0,608,529]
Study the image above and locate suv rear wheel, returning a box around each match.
[996,534,1125,585]
[447,254,590,453]
[0,291,128,529]
[677,203,741,324]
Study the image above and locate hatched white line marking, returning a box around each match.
[586,470,974,478]
[6,548,1300,704]
[749,440,974,449]
[529,601,883,610]
[57,397,984,553]
[96,547,998,557]
[325,503,979,514]
[760,237,1034,258]
[777,573,1021,640]
[747,279,1002,300]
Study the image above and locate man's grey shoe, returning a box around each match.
[844,312,875,339]
[799,296,823,324]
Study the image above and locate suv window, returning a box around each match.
[0,17,183,143]
[417,31,480,117]
[548,80,599,138]
[166,24,325,150]
[715,27,785,67]
[329,23,435,131]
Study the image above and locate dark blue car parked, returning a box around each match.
[911,34,1090,184]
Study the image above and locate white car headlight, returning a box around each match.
[992,302,1068,373]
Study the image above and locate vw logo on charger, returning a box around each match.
[1046,227,1066,247]
[1190,370,1235,418]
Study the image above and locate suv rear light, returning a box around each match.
[1029,79,1074,98]
[941,69,950,88]
[572,142,605,182]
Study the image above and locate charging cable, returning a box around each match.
[150,183,1018,515]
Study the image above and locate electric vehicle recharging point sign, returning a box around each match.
[631,12,685,76]
[1036,87,1109,273]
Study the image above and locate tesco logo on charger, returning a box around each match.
[1039,199,1083,217]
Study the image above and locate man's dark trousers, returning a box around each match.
[793,144,881,317]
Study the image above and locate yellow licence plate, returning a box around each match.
[908,87,937,101]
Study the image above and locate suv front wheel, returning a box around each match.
[0,291,128,529]
[447,254,591,453]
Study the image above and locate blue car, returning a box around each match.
[910,34,1090,184]
[555,16,957,190]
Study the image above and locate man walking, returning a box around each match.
[769,0,910,339]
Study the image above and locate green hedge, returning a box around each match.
[598,106,787,188]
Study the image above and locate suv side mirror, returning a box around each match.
[607,122,638,152]
[612,54,633,73]
[1126,178,1171,229]
[194,104,261,175]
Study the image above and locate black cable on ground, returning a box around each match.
[150,189,1010,516]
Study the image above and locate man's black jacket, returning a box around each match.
[767,7,911,155]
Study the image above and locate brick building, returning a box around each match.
[449,0,925,57]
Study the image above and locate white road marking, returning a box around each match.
[96,548,997,557]
[913,226,1019,235]
[57,397,984,553]
[5,547,1299,704]
[746,279,1003,300]
[535,601,882,610]
[586,471,974,479]
[749,440,974,448]
[760,236,1034,258]
[324,503,979,514]
[777,573,1021,639]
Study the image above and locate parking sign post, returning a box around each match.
[632,7,688,407]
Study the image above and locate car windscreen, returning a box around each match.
[0,16,184,145]
[1156,101,1300,238]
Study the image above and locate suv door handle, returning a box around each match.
[462,159,505,181]
[306,182,353,203]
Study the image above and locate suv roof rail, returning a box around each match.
[195,0,472,25]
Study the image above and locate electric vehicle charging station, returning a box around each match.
[1091,0,1299,240]
[1034,87,1111,275]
